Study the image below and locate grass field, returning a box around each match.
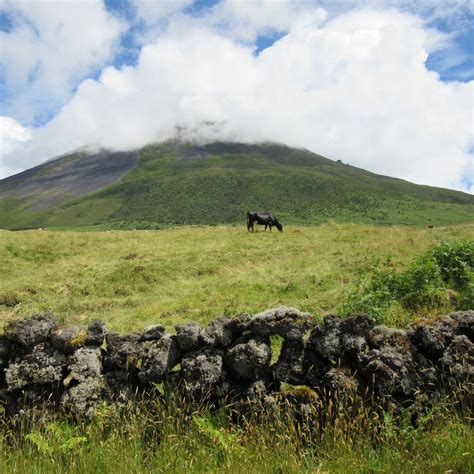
[1,222,473,473]
[1,222,473,332]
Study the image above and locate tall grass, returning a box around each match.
[1,387,472,473]
[1,223,473,332]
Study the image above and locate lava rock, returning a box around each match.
[449,310,474,341]
[65,347,103,384]
[230,380,278,413]
[226,312,252,339]
[105,333,146,371]
[4,312,57,347]
[307,315,342,362]
[87,320,107,346]
[61,347,104,417]
[140,324,165,342]
[246,307,315,340]
[440,335,474,384]
[322,367,360,400]
[201,317,234,348]
[272,338,306,385]
[224,335,271,381]
[302,345,330,388]
[175,323,203,353]
[368,325,410,351]
[61,379,105,418]
[50,325,88,353]
[181,348,225,398]
[340,314,375,360]
[5,342,66,390]
[359,339,436,403]
[408,315,458,361]
[139,335,181,382]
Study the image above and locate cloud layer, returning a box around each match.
[1,1,473,193]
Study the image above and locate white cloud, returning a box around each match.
[207,0,326,41]
[131,0,193,25]
[0,116,31,153]
[1,6,473,193]
[0,0,125,123]
[0,116,31,177]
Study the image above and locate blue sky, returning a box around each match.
[0,0,473,192]
[101,0,474,81]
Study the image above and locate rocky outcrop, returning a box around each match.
[0,307,472,418]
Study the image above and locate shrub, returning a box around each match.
[344,240,474,322]
[430,240,473,291]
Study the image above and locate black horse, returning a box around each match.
[247,211,283,232]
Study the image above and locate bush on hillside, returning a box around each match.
[344,240,474,321]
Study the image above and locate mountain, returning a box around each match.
[1,142,473,230]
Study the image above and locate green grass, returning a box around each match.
[1,392,472,473]
[1,223,473,332]
[1,142,473,230]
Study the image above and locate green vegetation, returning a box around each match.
[345,239,474,322]
[1,223,473,472]
[1,142,473,230]
[2,223,473,331]
[1,388,472,473]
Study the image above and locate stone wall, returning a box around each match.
[0,308,472,418]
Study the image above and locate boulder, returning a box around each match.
[408,315,458,361]
[140,324,165,342]
[87,320,107,346]
[359,332,437,402]
[175,323,203,353]
[139,335,181,382]
[224,335,271,381]
[4,312,57,347]
[272,338,306,385]
[440,335,474,384]
[105,333,146,372]
[246,307,315,340]
[50,325,88,353]
[181,348,225,398]
[61,347,104,417]
[5,342,66,390]
[307,315,342,362]
[448,310,474,341]
[201,317,234,348]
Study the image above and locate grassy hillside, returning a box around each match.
[1,223,472,332]
[1,142,473,230]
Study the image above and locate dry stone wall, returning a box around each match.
[0,308,472,418]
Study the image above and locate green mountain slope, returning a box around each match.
[1,142,473,229]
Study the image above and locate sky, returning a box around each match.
[0,0,473,193]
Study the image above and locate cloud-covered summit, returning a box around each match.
[0,1,473,192]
